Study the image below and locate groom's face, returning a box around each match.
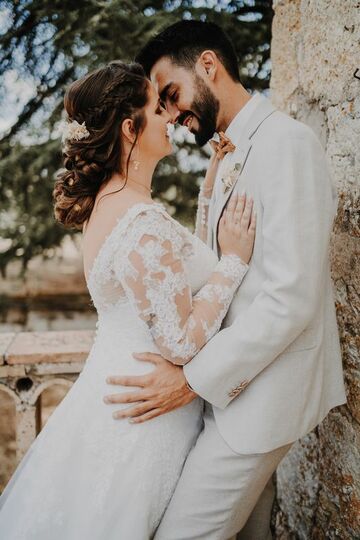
[150,57,219,146]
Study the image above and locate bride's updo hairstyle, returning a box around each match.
[53,61,149,229]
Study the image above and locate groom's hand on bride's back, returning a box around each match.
[104,353,197,423]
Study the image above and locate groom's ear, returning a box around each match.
[121,118,136,144]
[197,50,218,81]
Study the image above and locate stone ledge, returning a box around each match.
[0,365,26,378]
[0,333,17,365]
[4,330,95,365]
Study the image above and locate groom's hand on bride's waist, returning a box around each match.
[103,352,197,423]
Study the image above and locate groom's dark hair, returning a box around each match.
[136,20,240,82]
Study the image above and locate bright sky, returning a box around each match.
[0,71,36,134]
[0,5,37,135]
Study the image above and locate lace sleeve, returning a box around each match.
[195,183,212,243]
[115,208,248,365]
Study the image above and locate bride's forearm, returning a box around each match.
[195,154,219,241]
[202,153,219,194]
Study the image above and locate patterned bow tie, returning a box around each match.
[210,131,236,160]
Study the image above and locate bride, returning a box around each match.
[0,60,255,539]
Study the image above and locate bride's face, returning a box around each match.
[138,83,173,160]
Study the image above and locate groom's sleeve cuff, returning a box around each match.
[183,363,230,410]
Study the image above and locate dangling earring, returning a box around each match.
[132,144,140,171]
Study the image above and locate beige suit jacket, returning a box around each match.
[184,95,347,454]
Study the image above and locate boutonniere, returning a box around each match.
[221,162,243,193]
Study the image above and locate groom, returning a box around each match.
[104,21,346,539]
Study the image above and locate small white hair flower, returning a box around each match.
[61,120,90,142]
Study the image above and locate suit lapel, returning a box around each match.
[212,96,276,256]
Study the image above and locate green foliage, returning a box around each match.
[0,0,273,275]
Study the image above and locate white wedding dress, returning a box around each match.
[0,199,248,539]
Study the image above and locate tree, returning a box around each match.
[0,0,273,275]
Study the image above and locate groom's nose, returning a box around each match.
[166,102,180,124]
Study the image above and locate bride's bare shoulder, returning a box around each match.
[86,189,148,234]
[82,188,150,276]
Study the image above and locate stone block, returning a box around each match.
[299,1,360,106]
[270,0,301,110]
[0,333,16,365]
[317,410,360,538]
[277,432,319,538]
[326,98,360,192]
[0,365,26,378]
[6,330,95,365]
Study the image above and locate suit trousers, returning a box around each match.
[154,403,291,540]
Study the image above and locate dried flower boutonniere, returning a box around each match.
[221,162,243,193]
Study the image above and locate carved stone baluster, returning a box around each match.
[15,400,41,462]
[1,329,94,485]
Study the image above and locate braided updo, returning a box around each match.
[53,61,149,229]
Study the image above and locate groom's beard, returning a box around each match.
[181,75,219,147]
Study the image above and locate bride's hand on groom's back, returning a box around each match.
[218,192,256,264]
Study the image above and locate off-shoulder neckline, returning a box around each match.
[85,201,165,284]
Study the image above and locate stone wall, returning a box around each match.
[270,1,360,538]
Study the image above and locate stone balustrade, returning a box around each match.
[0,330,94,462]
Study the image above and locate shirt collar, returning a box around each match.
[224,92,263,142]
